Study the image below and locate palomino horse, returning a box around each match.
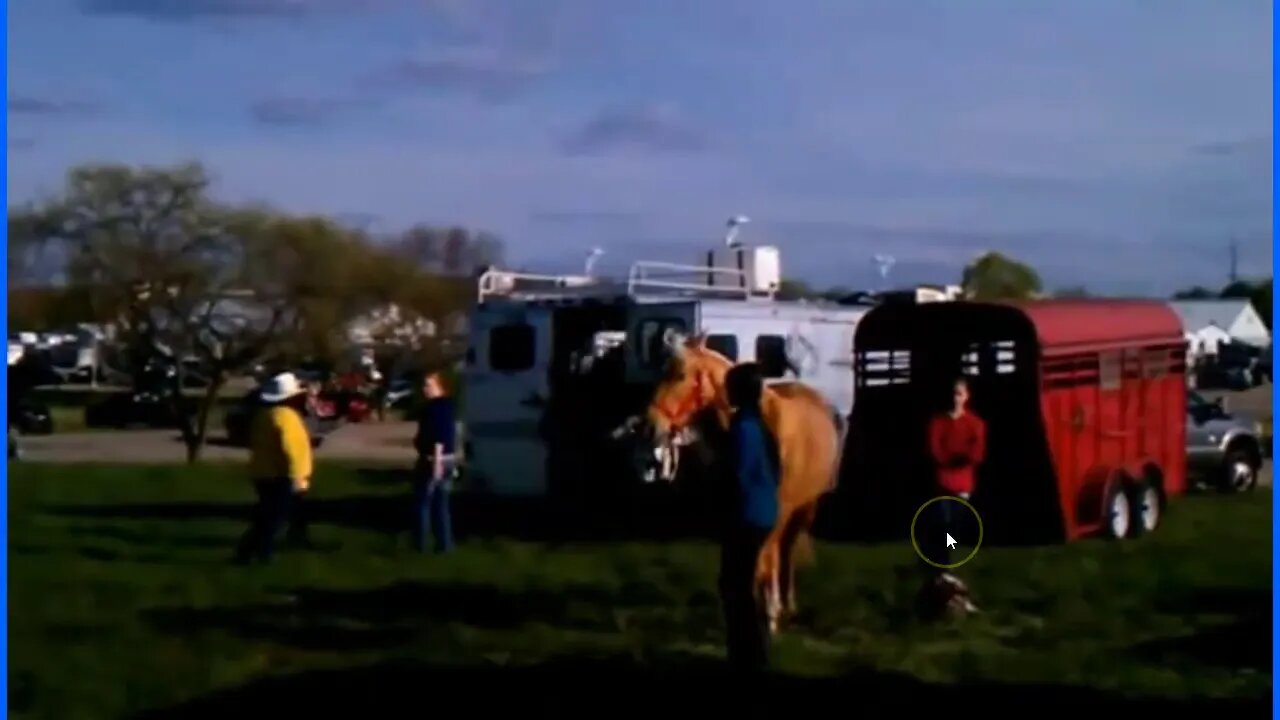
[644,333,841,632]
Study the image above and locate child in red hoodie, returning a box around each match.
[925,377,986,569]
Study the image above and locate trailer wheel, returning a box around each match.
[1102,480,1131,540]
[1126,478,1163,538]
[1218,446,1259,494]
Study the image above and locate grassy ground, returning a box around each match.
[9,463,1272,718]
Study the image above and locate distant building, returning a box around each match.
[1169,299,1271,357]
[916,284,964,303]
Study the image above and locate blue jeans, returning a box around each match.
[412,458,455,553]
[913,497,957,574]
[236,479,293,563]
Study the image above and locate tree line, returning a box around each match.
[8,161,502,460]
[775,251,1054,303]
[9,162,1272,459]
[778,250,1273,331]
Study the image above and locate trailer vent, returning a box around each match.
[858,349,911,387]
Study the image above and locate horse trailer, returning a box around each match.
[836,299,1187,544]
[462,245,873,498]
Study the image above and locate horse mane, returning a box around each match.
[679,342,734,372]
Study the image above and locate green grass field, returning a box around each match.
[9,463,1272,717]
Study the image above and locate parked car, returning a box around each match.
[8,423,21,461]
[1196,342,1270,389]
[138,357,212,390]
[1186,390,1265,493]
[9,351,63,389]
[10,397,53,435]
[384,377,416,410]
[84,390,193,429]
[1256,344,1272,385]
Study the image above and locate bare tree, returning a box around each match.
[13,163,307,461]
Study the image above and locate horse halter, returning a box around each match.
[654,370,711,431]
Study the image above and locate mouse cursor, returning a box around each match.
[945,533,958,550]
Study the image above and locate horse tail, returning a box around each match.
[827,406,848,493]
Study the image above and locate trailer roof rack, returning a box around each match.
[626,261,761,300]
[478,261,770,302]
[477,270,617,302]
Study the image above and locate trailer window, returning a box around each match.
[1099,352,1122,391]
[959,340,1018,376]
[489,323,536,372]
[961,343,980,376]
[637,318,688,368]
[1143,346,1182,378]
[1142,350,1164,379]
[858,349,911,387]
[994,340,1017,374]
[755,335,789,378]
[706,334,739,361]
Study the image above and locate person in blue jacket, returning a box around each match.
[412,372,457,553]
[719,361,779,672]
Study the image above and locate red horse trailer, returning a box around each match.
[838,299,1186,544]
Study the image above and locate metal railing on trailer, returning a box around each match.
[625,261,768,300]
[477,261,770,303]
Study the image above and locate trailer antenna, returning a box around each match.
[584,247,605,276]
[873,253,896,291]
[724,215,751,248]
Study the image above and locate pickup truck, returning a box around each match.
[1187,390,1266,493]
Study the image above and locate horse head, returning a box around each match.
[637,330,735,482]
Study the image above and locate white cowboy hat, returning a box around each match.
[259,371,305,403]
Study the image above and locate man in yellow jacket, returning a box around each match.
[235,371,312,564]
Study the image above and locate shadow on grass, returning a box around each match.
[53,473,726,544]
[143,579,681,652]
[66,524,232,548]
[1132,587,1271,672]
[136,656,1266,718]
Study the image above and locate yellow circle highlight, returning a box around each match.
[910,495,985,570]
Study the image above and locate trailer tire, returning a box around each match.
[1125,476,1163,538]
[1102,479,1131,541]
[1218,445,1260,494]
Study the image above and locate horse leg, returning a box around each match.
[769,566,781,634]
[778,502,818,619]
[776,514,799,620]
[779,532,796,619]
[757,535,782,635]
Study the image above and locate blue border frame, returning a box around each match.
[0,5,1273,716]
[2,0,10,708]
[1272,6,1278,717]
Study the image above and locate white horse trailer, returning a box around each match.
[462,245,872,498]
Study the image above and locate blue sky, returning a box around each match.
[7,0,1273,295]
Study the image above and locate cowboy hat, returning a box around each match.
[259,371,306,403]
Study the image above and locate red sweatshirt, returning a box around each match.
[927,411,987,496]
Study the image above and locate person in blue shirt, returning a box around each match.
[412,372,457,553]
[719,362,779,672]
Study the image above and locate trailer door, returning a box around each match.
[464,304,554,496]
[626,301,699,384]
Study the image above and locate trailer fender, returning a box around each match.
[1075,465,1116,529]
